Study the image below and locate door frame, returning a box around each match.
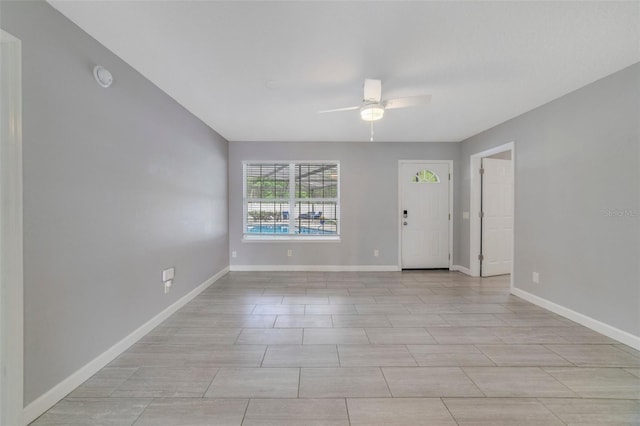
[469,142,515,286]
[397,160,453,270]
[0,29,24,426]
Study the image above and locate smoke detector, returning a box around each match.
[93,65,113,88]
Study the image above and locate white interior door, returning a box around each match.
[481,158,513,276]
[400,162,450,269]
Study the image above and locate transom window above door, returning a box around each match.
[243,162,340,240]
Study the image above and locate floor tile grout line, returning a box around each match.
[439,397,461,426]
[535,397,570,426]
[128,396,155,426]
[404,343,421,367]
[539,366,585,397]
[259,345,268,367]
[202,368,221,397]
[458,366,487,398]
[472,343,497,366]
[363,327,372,345]
[232,328,243,345]
[239,398,250,425]
[541,343,578,367]
[344,397,352,426]
[379,367,394,398]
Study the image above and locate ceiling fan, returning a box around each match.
[319,78,432,122]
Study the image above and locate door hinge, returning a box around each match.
[448,173,451,181]
[478,254,484,261]
[448,213,451,220]
[448,253,451,260]
[479,168,485,175]
[479,211,484,218]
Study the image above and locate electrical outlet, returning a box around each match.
[162,268,175,294]
[162,267,175,282]
[374,249,379,257]
[532,272,539,283]
[287,249,293,257]
[232,251,237,258]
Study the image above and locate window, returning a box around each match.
[411,169,440,183]
[243,162,340,239]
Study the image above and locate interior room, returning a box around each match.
[1,1,638,425]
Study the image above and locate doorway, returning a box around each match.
[399,161,452,269]
[481,154,513,276]
[1,29,24,426]
[470,143,515,284]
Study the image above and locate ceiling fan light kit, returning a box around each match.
[360,104,384,121]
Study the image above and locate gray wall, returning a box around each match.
[1,2,229,404]
[229,142,459,267]
[456,63,639,336]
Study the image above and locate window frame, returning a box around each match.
[242,161,341,241]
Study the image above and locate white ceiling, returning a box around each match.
[49,1,639,143]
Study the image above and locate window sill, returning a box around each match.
[243,235,341,243]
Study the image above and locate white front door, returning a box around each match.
[400,162,450,269]
[481,158,513,276]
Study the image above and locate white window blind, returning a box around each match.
[243,162,340,238]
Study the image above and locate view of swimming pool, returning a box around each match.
[247,224,336,235]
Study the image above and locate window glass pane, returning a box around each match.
[294,202,338,235]
[411,169,440,183]
[246,163,290,198]
[295,163,338,199]
[246,201,290,234]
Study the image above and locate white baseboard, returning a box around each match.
[512,287,640,351]
[229,264,401,272]
[450,265,474,276]
[23,267,229,425]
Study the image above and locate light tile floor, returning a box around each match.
[31,271,640,425]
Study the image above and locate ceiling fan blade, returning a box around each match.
[363,78,382,103]
[383,94,432,110]
[318,106,360,113]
